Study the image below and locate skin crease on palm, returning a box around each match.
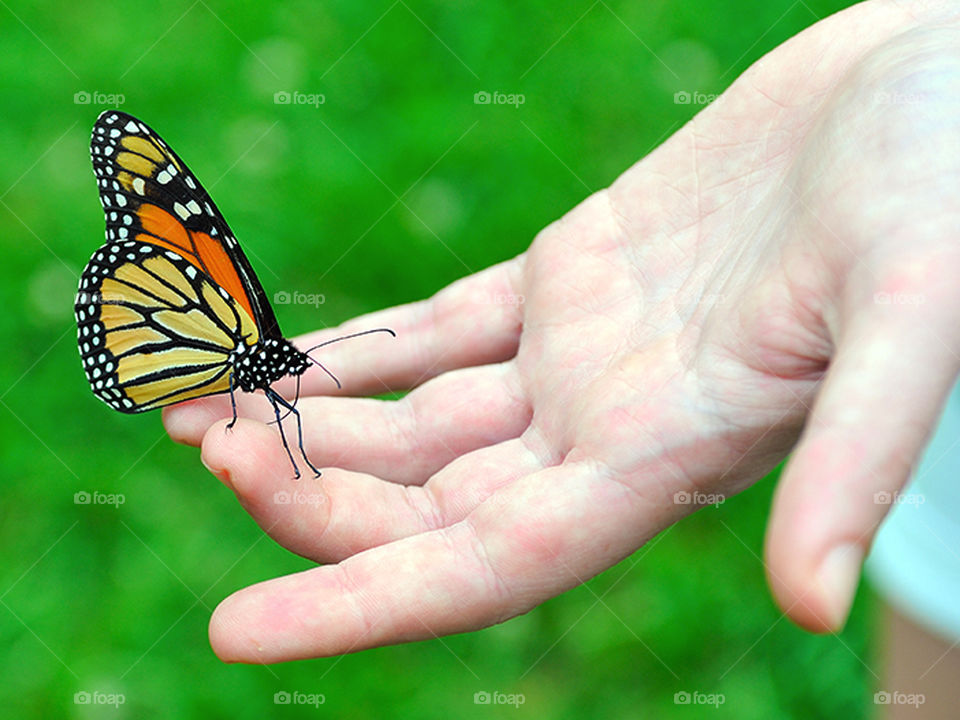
[161,0,960,663]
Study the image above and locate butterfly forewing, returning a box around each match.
[89,111,280,338]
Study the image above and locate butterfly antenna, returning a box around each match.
[305,356,342,390]
[269,329,393,424]
[303,327,396,354]
[302,327,396,390]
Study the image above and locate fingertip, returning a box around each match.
[766,510,865,633]
[210,577,318,664]
[201,418,267,488]
[201,418,293,491]
[163,398,231,446]
[209,590,259,663]
[161,404,196,445]
[813,542,864,631]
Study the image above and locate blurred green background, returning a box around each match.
[0,0,878,717]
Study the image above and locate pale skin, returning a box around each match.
[163,0,960,663]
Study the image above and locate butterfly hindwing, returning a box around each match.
[75,239,259,412]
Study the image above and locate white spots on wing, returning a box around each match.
[186,200,201,215]
[133,177,146,195]
[156,170,171,184]
[173,202,190,220]
[115,193,126,207]
[124,120,139,133]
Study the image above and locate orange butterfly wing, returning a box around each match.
[90,111,280,339]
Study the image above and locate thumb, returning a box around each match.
[765,302,960,632]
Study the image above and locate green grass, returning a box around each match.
[0,1,874,717]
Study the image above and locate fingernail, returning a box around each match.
[816,543,863,630]
[202,456,233,490]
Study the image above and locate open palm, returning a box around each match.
[164,0,960,662]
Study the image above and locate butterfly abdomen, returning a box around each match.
[230,338,309,393]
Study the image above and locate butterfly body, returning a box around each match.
[229,338,310,394]
[76,111,322,476]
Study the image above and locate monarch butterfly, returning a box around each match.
[75,111,392,478]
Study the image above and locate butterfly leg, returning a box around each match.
[226,371,238,431]
[267,387,321,478]
[265,388,302,479]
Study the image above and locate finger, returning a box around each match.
[208,460,656,662]
[203,425,543,562]
[766,309,960,633]
[293,255,526,396]
[174,362,530,485]
[163,390,272,447]
[202,420,433,561]
[163,256,525,442]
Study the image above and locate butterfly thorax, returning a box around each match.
[230,338,309,392]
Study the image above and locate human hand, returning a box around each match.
[164,0,960,662]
